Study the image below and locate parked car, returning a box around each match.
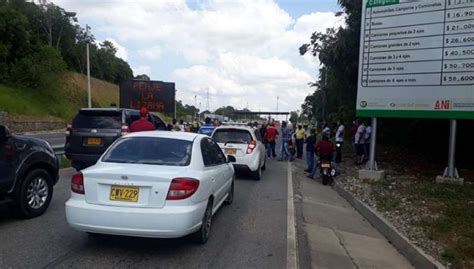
[211,126,266,180]
[65,108,167,170]
[0,125,59,218]
[65,131,235,243]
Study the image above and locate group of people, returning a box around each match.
[351,119,372,165]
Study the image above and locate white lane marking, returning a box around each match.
[287,162,298,269]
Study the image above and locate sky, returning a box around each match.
[53,0,344,113]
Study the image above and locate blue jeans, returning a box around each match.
[306,151,315,172]
[266,141,276,157]
[279,141,292,161]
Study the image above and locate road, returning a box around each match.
[0,159,288,269]
[29,132,65,147]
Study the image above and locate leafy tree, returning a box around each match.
[134,74,150,80]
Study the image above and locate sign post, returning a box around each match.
[357,0,473,181]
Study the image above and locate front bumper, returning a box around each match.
[65,196,207,238]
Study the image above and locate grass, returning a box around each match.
[414,182,474,268]
[0,72,119,121]
[59,156,71,169]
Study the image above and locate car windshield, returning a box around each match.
[72,111,122,129]
[212,129,252,144]
[102,137,192,166]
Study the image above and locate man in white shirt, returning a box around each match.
[354,120,366,165]
[335,120,345,163]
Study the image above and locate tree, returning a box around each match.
[134,74,150,80]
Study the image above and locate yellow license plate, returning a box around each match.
[87,137,102,145]
[109,186,139,202]
[321,163,331,168]
[225,148,237,155]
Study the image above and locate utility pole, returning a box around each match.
[174,89,177,120]
[86,24,91,108]
[206,88,210,111]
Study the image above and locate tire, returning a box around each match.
[192,199,213,244]
[261,157,266,171]
[322,174,328,186]
[224,179,234,205]
[252,165,262,180]
[13,169,53,219]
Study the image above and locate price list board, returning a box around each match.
[357,0,474,119]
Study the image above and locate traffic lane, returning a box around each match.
[30,132,65,147]
[0,160,288,269]
[0,168,83,269]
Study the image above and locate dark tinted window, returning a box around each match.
[127,111,141,125]
[102,137,192,166]
[150,114,167,130]
[201,138,223,166]
[72,110,122,129]
[209,140,226,164]
[212,129,252,144]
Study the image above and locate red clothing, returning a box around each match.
[265,126,277,142]
[129,118,155,132]
[315,140,335,158]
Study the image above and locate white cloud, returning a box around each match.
[105,38,128,60]
[54,0,344,113]
[137,46,163,61]
[133,65,151,76]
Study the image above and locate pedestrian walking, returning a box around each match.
[305,129,317,173]
[295,125,305,159]
[335,120,345,163]
[265,123,278,158]
[129,107,156,132]
[278,121,293,161]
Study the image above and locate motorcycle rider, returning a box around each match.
[307,133,335,180]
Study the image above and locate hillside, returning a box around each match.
[0,72,119,125]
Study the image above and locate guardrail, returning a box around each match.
[52,145,65,157]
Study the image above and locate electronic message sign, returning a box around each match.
[119,80,175,114]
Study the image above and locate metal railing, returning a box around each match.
[52,145,65,157]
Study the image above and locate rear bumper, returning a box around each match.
[65,152,101,167]
[65,196,207,238]
[232,154,260,172]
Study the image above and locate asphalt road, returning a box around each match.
[29,132,65,147]
[0,159,288,269]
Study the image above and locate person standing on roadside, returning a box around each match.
[354,120,366,165]
[265,123,278,158]
[295,125,306,159]
[305,128,317,173]
[335,120,345,163]
[129,108,155,132]
[278,121,293,161]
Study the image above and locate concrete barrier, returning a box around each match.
[334,183,446,269]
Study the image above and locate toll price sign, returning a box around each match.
[357,0,474,119]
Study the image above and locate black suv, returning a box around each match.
[0,125,59,218]
[65,108,167,170]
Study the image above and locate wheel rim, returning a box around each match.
[26,177,49,209]
[204,205,212,238]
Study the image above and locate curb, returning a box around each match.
[333,183,446,269]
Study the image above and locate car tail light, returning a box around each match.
[121,124,129,136]
[71,172,85,194]
[246,140,257,154]
[166,178,199,200]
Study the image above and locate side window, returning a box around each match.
[150,114,167,130]
[209,140,226,165]
[201,139,216,166]
[128,111,141,125]
[254,130,262,142]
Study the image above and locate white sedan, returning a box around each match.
[65,131,235,243]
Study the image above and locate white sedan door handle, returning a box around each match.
[211,176,216,182]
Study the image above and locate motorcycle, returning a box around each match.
[320,159,336,185]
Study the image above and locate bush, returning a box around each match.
[10,45,66,90]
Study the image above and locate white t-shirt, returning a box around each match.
[323,127,331,137]
[355,125,366,144]
[335,125,344,142]
[365,126,372,142]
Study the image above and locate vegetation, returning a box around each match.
[0,0,133,120]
